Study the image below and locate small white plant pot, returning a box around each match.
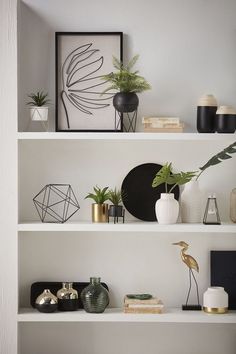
[155,193,179,224]
[203,287,228,314]
[30,107,48,121]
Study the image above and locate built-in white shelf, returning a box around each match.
[18,307,236,324]
[18,221,236,233]
[17,132,236,141]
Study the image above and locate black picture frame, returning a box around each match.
[55,32,123,132]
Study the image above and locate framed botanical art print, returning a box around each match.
[55,32,123,132]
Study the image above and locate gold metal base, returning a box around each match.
[92,203,108,223]
[203,306,228,314]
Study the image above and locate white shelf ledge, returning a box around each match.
[17,221,236,233]
[18,307,236,323]
[17,132,236,141]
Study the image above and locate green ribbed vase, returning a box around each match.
[81,277,109,313]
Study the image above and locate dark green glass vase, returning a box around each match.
[81,277,109,313]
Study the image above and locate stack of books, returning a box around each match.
[142,117,184,132]
[124,296,164,314]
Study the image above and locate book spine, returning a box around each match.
[143,127,184,133]
[125,304,164,308]
[144,123,182,128]
[124,298,161,305]
[142,117,180,124]
[124,307,164,314]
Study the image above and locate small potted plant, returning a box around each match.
[108,188,125,223]
[102,55,151,113]
[85,186,110,223]
[27,90,50,122]
[152,163,196,224]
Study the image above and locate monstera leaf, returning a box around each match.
[152,163,174,188]
[61,43,113,128]
[152,163,197,193]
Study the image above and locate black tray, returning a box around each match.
[31,281,109,309]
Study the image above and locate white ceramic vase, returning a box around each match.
[155,193,179,224]
[203,287,228,314]
[181,180,202,223]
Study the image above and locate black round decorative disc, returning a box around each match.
[121,163,180,221]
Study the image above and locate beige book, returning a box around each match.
[142,116,180,124]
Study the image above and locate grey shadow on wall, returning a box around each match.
[18,2,54,131]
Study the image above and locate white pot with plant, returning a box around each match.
[27,91,50,130]
[85,186,110,223]
[181,141,236,223]
[152,163,196,224]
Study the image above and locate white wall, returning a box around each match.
[0,1,18,354]
[18,0,236,131]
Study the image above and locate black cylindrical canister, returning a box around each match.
[197,94,217,133]
[216,106,236,133]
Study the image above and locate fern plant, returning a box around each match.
[152,163,197,193]
[27,91,50,106]
[85,186,110,204]
[197,141,236,179]
[102,55,151,93]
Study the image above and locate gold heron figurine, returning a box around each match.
[173,241,200,308]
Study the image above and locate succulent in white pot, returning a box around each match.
[27,90,50,121]
[152,163,196,224]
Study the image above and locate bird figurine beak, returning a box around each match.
[172,242,180,245]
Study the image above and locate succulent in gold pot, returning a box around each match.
[85,186,110,223]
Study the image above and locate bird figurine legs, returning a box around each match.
[182,268,201,310]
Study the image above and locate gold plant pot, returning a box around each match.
[92,203,108,223]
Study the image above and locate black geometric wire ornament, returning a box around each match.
[115,109,138,132]
[33,184,80,223]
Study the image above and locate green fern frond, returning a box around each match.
[126,54,139,71]
[101,55,151,94]
[112,56,123,70]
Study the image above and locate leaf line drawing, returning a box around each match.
[61,43,113,129]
